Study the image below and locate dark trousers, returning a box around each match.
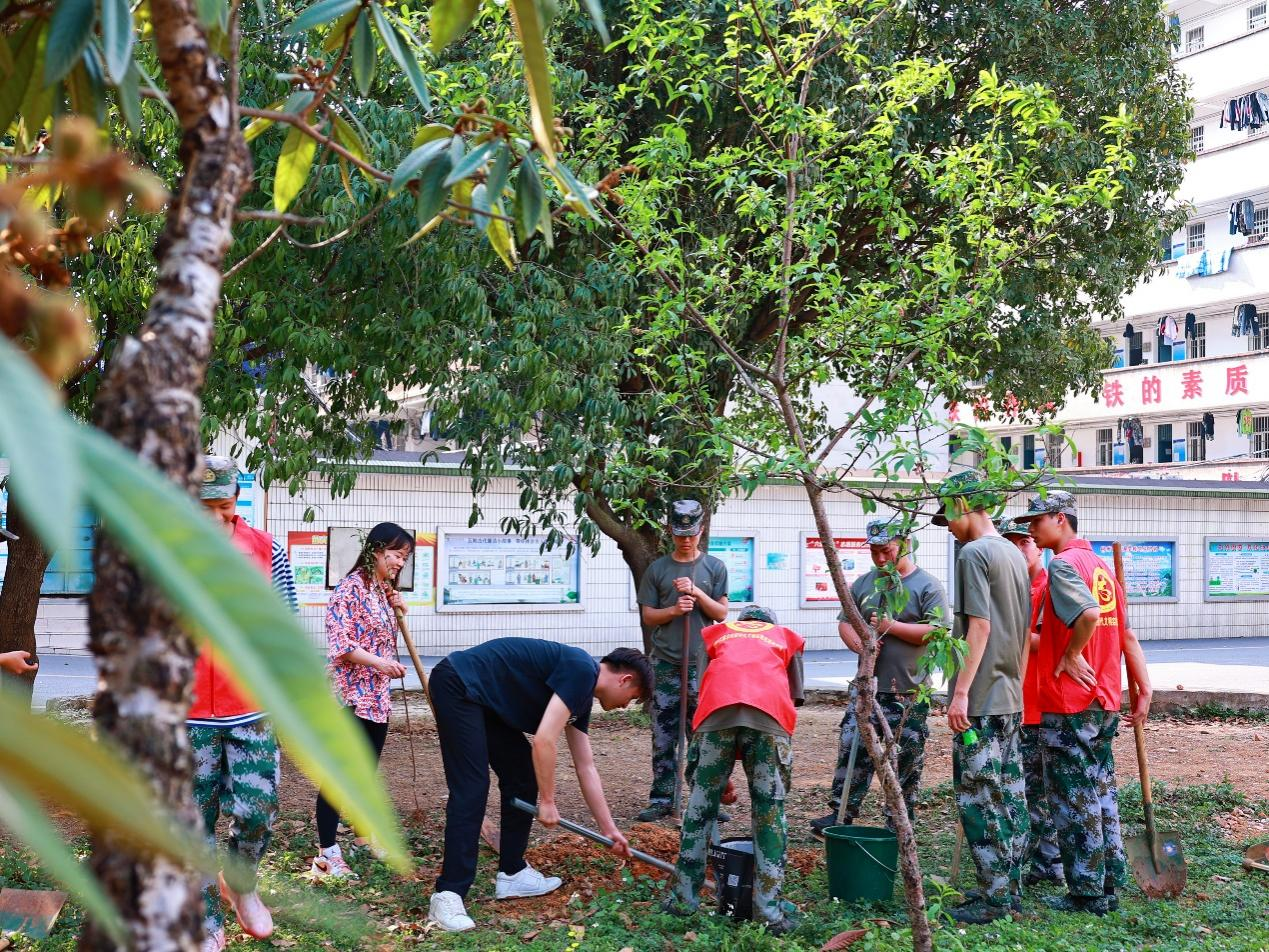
[315,714,389,848]
[431,658,537,898]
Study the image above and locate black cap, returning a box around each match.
[669,499,704,536]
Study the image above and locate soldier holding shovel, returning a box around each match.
[635,500,729,822]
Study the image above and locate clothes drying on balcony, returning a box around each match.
[1230,198,1257,236]
[1174,245,1234,278]
[1219,91,1269,131]
[1232,302,1260,337]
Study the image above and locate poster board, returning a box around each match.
[437,529,582,612]
[1204,537,1269,601]
[1089,540,1178,603]
[800,532,870,608]
[326,526,416,591]
[288,529,436,609]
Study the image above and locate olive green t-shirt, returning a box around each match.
[839,566,949,695]
[637,553,728,665]
[1046,558,1098,627]
[947,534,1030,716]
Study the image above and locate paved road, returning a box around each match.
[29,637,1269,710]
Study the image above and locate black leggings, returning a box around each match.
[316,714,389,848]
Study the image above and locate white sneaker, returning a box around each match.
[495,864,563,899]
[200,928,226,952]
[428,891,475,932]
[308,854,358,879]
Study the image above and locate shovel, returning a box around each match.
[1243,842,1269,874]
[1113,544,1187,898]
[510,798,678,875]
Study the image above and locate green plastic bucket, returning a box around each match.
[823,825,898,901]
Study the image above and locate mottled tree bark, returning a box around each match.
[0,499,52,706]
[79,0,251,948]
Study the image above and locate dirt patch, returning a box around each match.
[1213,806,1269,844]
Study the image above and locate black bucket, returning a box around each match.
[707,837,755,920]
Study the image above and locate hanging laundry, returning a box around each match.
[1185,312,1197,339]
[1233,302,1259,337]
[1238,409,1255,437]
[1158,315,1181,343]
[1220,92,1269,131]
[1229,199,1257,236]
[1123,323,1134,338]
[1203,412,1215,440]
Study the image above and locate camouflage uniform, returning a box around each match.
[1040,706,1126,897]
[189,721,281,934]
[953,713,1029,905]
[1021,724,1063,879]
[831,689,929,827]
[672,727,792,926]
[649,657,699,806]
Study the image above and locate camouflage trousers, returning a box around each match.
[1040,705,1127,897]
[649,657,698,805]
[673,727,792,925]
[952,713,1029,905]
[1021,724,1063,878]
[831,690,929,827]
[189,719,280,933]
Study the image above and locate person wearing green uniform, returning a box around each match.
[934,471,1032,924]
[635,500,729,822]
[810,518,948,836]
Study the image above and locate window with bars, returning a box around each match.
[1096,428,1113,466]
[1186,25,1205,51]
[1189,321,1207,358]
[1191,126,1205,154]
[1187,223,1206,253]
[1249,324,1269,351]
[1255,206,1269,238]
[1157,423,1173,463]
[1251,2,1267,30]
[1253,415,1269,459]
[1187,420,1208,462]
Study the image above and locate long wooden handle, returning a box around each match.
[510,798,677,875]
[393,607,431,703]
[1113,544,1159,846]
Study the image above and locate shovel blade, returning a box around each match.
[1126,831,1187,898]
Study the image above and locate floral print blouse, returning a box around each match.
[326,570,397,723]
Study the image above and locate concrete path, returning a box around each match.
[28,637,1269,711]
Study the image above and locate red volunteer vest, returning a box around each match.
[1037,539,1125,716]
[188,516,273,719]
[1022,568,1047,726]
[693,620,805,736]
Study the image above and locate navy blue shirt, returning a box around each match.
[447,637,599,734]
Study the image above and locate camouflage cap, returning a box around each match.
[865,518,905,546]
[931,470,1004,527]
[1013,489,1077,523]
[738,604,778,624]
[200,455,239,500]
[995,517,1031,538]
[669,498,705,537]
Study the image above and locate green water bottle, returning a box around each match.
[959,728,978,746]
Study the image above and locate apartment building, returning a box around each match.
[985,0,1269,481]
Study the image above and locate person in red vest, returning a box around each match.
[1016,491,1152,916]
[996,518,1063,887]
[190,456,297,950]
[664,605,804,936]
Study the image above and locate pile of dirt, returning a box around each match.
[788,846,823,876]
[1214,806,1269,844]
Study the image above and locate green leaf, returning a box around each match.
[506,0,554,162]
[513,155,544,243]
[389,136,448,194]
[411,122,450,148]
[352,9,376,96]
[321,5,361,51]
[0,777,125,945]
[550,160,598,219]
[74,427,409,870]
[331,110,374,182]
[486,203,517,270]
[470,181,491,229]
[45,0,95,85]
[0,335,79,554]
[195,0,224,31]
[483,142,511,201]
[115,60,142,134]
[429,0,480,53]
[274,123,318,211]
[66,57,105,125]
[133,57,177,119]
[0,23,40,134]
[578,0,608,44]
[242,99,283,142]
[414,150,453,224]
[282,88,315,115]
[371,5,431,110]
[99,0,133,82]
[442,138,496,187]
[287,0,359,35]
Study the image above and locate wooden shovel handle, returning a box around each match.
[394,606,433,708]
[1114,545,1158,827]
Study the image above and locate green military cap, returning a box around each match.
[200,454,239,500]
[738,604,778,624]
[669,498,705,537]
[995,517,1031,538]
[931,470,1004,526]
[865,518,904,545]
[1013,489,1077,523]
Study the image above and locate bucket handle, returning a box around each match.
[853,839,898,875]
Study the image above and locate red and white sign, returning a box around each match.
[800,534,870,607]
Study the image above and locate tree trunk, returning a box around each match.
[802,480,933,952]
[0,499,52,706]
[80,1,251,948]
[583,496,662,654]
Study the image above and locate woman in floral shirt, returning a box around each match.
[311,522,413,878]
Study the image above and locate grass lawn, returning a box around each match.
[6,778,1267,951]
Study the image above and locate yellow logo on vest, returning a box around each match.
[1091,566,1117,615]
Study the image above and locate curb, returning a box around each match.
[803,687,1269,714]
